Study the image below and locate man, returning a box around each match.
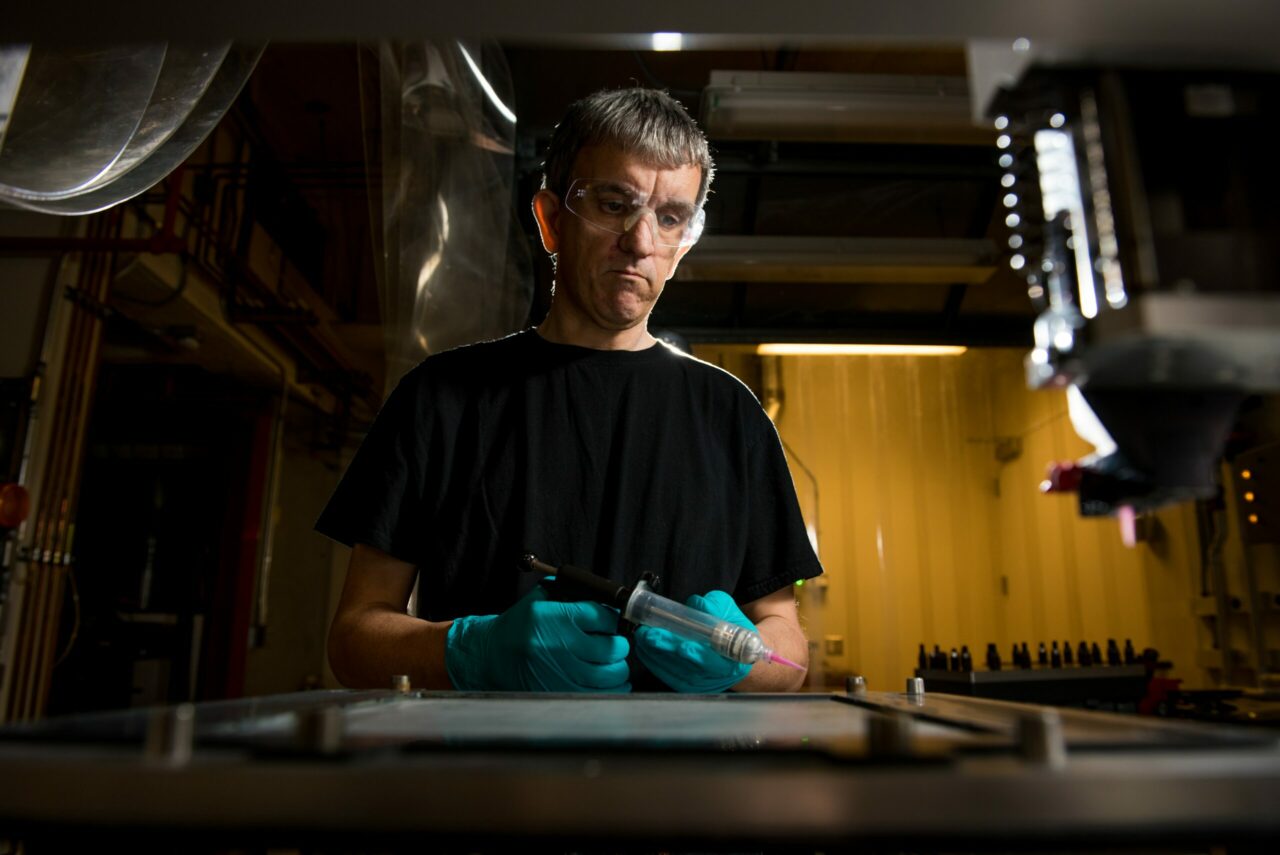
[319,88,821,693]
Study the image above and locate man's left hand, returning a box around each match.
[634,590,755,693]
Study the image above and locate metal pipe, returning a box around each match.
[10,217,103,720]
[0,241,81,720]
[34,213,117,716]
[21,210,119,719]
[760,354,783,422]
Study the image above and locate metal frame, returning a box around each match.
[0,689,1276,848]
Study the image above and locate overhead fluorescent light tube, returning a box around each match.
[756,344,968,356]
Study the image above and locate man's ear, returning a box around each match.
[531,190,561,254]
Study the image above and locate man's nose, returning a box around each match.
[618,208,657,256]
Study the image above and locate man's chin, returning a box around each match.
[597,301,651,330]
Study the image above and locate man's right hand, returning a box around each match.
[444,582,631,692]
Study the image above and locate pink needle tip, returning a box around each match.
[768,652,804,671]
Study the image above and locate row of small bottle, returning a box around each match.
[919,639,1142,672]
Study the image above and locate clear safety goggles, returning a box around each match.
[563,178,705,249]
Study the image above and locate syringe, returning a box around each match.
[521,554,804,670]
[625,579,803,668]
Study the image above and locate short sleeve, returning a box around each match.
[734,415,824,603]
[314,368,431,563]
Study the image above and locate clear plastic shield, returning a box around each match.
[0,44,167,198]
[4,43,262,216]
[363,40,533,392]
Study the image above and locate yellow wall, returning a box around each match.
[694,346,1208,692]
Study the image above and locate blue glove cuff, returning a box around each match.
[444,613,497,691]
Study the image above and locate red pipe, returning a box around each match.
[0,175,185,256]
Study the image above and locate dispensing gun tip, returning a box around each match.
[769,653,805,671]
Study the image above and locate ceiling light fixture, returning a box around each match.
[700,71,979,143]
[652,32,683,51]
[756,343,968,356]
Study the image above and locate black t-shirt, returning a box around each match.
[316,329,823,621]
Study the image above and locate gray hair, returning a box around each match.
[541,88,714,208]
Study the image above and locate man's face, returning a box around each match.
[534,144,702,337]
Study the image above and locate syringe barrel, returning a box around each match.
[624,584,768,665]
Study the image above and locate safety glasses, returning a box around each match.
[563,178,705,249]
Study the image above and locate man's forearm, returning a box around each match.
[734,613,809,692]
[328,605,455,690]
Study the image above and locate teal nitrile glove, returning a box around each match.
[634,590,755,693]
[444,582,631,692]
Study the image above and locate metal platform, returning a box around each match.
[0,690,1277,850]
